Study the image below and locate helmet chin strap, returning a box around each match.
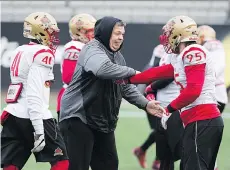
[30,39,41,44]
[174,46,180,54]
[171,36,181,54]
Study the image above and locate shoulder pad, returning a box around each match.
[153,45,165,58]
[182,45,206,66]
[33,49,55,68]
[203,40,223,52]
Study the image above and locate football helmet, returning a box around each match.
[197,25,216,45]
[23,12,60,52]
[69,13,96,43]
[159,15,198,54]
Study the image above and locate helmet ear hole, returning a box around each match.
[39,32,45,36]
[173,35,177,39]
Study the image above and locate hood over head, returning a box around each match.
[94,16,124,52]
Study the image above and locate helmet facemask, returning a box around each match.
[23,12,60,53]
[46,28,60,53]
[159,24,175,54]
[85,28,95,41]
[75,28,95,44]
[69,13,96,44]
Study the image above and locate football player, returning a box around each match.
[121,16,224,170]
[197,25,228,113]
[134,51,183,170]
[56,13,96,119]
[1,12,69,170]
[197,25,228,170]
[133,45,165,170]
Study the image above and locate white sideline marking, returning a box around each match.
[118,111,230,119]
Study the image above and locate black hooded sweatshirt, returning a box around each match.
[60,16,148,133]
[94,16,123,52]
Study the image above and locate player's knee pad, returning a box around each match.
[3,165,19,170]
[50,160,69,170]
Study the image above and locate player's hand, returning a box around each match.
[31,133,45,153]
[161,109,172,130]
[146,100,165,118]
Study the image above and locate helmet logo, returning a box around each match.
[40,15,52,28]
[76,20,84,28]
[168,20,176,27]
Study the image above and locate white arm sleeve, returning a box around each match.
[26,64,51,134]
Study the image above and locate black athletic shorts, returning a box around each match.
[217,101,226,113]
[146,112,157,129]
[1,113,68,169]
[180,117,224,170]
[156,110,184,161]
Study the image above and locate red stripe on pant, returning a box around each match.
[3,165,19,170]
[51,160,69,170]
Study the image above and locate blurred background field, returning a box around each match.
[1,0,230,169]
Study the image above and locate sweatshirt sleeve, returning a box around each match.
[84,47,136,79]
[121,84,149,110]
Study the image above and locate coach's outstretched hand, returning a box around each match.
[146,100,165,118]
[31,133,45,153]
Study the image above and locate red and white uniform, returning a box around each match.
[130,44,220,126]
[57,40,85,112]
[170,44,219,125]
[203,40,228,104]
[157,53,179,108]
[4,42,54,120]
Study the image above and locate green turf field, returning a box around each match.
[11,117,230,170]
[1,92,230,170]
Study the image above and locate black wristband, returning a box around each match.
[127,78,131,84]
[144,101,150,112]
[166,104,177,113]
[150,83,156,91]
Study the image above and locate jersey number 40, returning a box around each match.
[11,51,23,77]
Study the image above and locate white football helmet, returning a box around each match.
[69,13,96,43]
[197,25,216,45]
[23,12,60,52]
[159,16,198,54]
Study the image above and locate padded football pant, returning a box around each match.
[180,117,224,170]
